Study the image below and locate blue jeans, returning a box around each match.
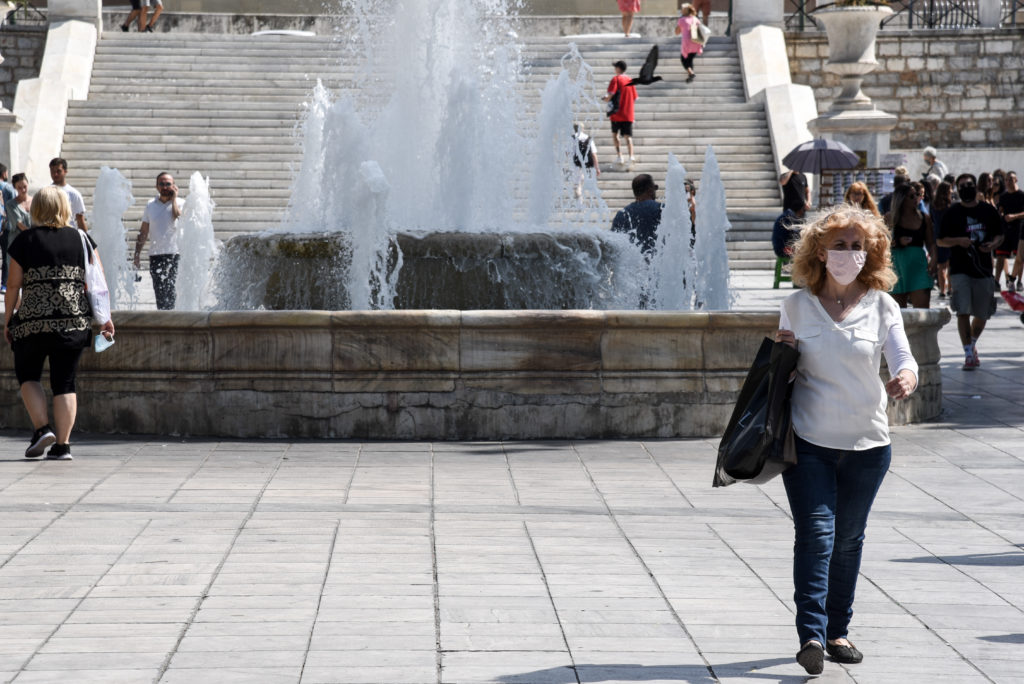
[782,436,891,646]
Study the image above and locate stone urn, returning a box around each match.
[814,3,894,111]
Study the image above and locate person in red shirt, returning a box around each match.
[603,60,638,167]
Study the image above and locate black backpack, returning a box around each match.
[574,134,593,168]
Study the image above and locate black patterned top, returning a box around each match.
[8,225,95,348]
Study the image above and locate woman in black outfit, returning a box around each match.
[3,187,114,460]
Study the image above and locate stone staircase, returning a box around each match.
[62,31,778,271]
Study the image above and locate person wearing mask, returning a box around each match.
[843,182,880,217]
[997,171,1024,292]
[886,181,936,309]
[776,205,918,676]
[922,146,948,181]
[930,181,954,299]
[937,174,1003,370]
[4,188,114,460]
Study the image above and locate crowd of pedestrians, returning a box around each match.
[771,146,1021,372]
[0,154,188,460]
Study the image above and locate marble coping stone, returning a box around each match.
[0,308,949,439]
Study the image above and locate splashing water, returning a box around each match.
[225,0,732,312]
[693,145,733,311]
[91,167,137,310]
[175,172,219,311]
[648,153,695,310]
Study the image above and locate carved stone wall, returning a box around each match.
[0,310,949,439]
[788,29,1024,149]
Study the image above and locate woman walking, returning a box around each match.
[617,0,641,36]
[930,181,954,298]
[843,181,880,217]
[4,187,114,460]
[886,181,936,308]
[675,4,704,82]
[776,205,918,675]
[3,173,31,288]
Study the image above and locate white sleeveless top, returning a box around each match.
[779,288,918,451]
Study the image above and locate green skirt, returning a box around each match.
[891,246,933,295]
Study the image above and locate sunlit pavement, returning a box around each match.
[0,272,1020,683]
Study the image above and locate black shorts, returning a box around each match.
[13,337,84,396]
[611,120,633,137]
[130,0,142,9]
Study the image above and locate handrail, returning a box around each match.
[3,1,45,26]
[784,0,1024,30]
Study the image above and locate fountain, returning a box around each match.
[12,0,945,440]
[215,0,727,313]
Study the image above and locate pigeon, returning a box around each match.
[628,45,663,86]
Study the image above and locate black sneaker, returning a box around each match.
[46,444,73,461]
[144,25,154,32]
[26,425,56,458]
[120,23,130,32]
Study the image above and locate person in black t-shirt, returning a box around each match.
[937,173,1003,371]
[780,170,809,212]
[997,171,1024,291]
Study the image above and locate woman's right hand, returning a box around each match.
[100,320,115,340]
[775,329,796,349]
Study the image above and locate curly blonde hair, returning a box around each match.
[791,204,897,294]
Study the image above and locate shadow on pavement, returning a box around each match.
[979,633,1024,644]
[496,657,803,683]
[892,549,1024,566]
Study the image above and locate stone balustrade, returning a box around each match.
[0,309,949,439]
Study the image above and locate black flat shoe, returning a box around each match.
[797,640,824,675]
[826,640,863,664]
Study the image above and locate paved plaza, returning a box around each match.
[0,273,1021,683]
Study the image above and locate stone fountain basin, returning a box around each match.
[0,309,949,439]
[216,230,642,310]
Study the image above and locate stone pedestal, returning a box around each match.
[47,0,102,29]
[810,110,898,168]
[809,5,898,168]
[731,0,784,31]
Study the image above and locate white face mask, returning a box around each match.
[826,250,867,285]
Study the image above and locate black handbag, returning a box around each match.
[714,337,800,487]
[605,91,620,118]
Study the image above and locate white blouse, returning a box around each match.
[779,288,918,451]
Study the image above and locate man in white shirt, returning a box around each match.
[49,158,88,232]
[133,172,184,310]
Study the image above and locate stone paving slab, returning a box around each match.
[0,273,1021,682]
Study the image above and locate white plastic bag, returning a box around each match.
[79,229,111,325]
